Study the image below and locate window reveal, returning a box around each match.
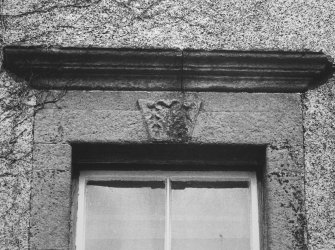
[76,172,260,250]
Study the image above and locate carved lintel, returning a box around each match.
[138,99,201,141]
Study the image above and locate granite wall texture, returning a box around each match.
[1,0,335,249]
[0,65,34,249]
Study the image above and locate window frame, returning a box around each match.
[75,171,260,250]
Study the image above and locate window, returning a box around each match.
[75,171,260,250]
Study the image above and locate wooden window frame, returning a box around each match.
[75,171,260,250]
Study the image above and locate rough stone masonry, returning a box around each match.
[1,0,335,249]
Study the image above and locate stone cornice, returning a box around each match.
[3,46,334,92]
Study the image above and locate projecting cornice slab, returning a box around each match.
[3,46,334,92]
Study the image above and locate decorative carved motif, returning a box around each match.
[138,99,201,141]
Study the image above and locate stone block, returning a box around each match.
[30,170,71,249]
[192,110,303,145]
[42,91,181,110]
[33,109,64,143]
[33,143,71,171]
[263,174,304,249]
[0,175,30,250]
[42,91,302,113]
[266,144,304,175]
[185,92,301,112]
[34,109,148,143]
[304,80,335,250]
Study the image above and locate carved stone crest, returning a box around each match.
[138,99,201,141]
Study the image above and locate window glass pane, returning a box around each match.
[85,180,165,250]
[171,181,250,250]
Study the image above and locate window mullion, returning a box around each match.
[165,177,172,250]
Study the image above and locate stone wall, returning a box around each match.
[0,67,34,249]
[1,0,335,249]
[304,81,335,249]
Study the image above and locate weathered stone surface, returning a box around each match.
[33,143,71,171]
[192,110,303,145]
[0,70,34,249]
[34,101,303,145]
[34,109,148,143]
[3,0,335,58]
[42,91,301,113]
[266,144,306,249]
[2,0,335,248]
[304,79,335,249]
[0,176,31,250]
[187,92,301,112]
[264,174,304,249]
[42,90,181,110]
[30,169,71,249]
[267,144,304,175]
